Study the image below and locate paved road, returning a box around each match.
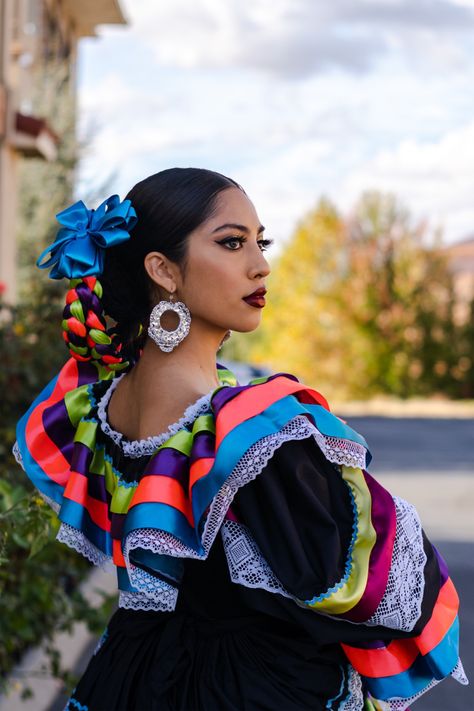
[339,416,473,710]
[338,415,473,473]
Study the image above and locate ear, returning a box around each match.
[144,252,179,293]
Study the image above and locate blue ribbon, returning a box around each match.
[36,195,138,279]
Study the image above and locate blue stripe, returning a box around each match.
[365,617,459,700]
[59,498,113,556]
[123,501,198,551]
[194,394,371,522]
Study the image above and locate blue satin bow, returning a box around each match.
[36,195,138,279]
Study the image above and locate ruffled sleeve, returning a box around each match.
[226,435,468,709]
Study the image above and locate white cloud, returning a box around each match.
[101,0,474,79]
[338,121,474,241]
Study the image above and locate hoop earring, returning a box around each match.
[148,291,191,353]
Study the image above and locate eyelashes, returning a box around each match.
[217,236,274,252]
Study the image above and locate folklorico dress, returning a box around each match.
[14,358,467,710]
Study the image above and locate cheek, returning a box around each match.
[186,254,239,302]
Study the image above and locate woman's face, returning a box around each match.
[179,187,272,335]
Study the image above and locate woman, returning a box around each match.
[14,168,467,710]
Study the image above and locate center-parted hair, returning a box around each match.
[62,167,241,370]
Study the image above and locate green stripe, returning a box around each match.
[74,419,98,450]
[192,413,215,435]
[110,479,137,514]
[64,384,93,427]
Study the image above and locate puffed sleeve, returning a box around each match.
[226,436,468,707]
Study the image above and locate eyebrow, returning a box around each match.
[212,223,265,234]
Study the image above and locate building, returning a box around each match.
[444,237,474,325]
[0,0,127,301]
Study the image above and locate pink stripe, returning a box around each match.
[341,471,397,622]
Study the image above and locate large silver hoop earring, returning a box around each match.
[148,291,191,353]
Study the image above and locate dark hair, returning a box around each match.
[61,168,241,371]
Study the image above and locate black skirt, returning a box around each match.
[65,535,347,711]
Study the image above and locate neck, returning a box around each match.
[130,320,227,395]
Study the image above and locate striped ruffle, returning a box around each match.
[15,358,370,611]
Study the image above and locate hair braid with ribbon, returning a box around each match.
[61,276,128,370]
[37,195,137,372]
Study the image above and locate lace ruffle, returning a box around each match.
[56,522,111,569]
[338,666,364,710]
[123,415,368,573]
[118,586,178,612]
[96,375,216,458]
[366,496,426,631]
[377,658,468,710]
[221,519,291,598]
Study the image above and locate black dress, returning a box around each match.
[14,361,467,710]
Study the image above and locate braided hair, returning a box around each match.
[60,168,241,372]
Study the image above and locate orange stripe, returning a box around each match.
[342,578,458,677]
[215,377,329,448]
[130,475,194,526]
[25,359,80,483]
[63,471,111,532]
[113,538,126,567]
[188,457,214,492]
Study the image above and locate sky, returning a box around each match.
[77,0,474,249]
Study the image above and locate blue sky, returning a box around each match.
[77,0,474,248]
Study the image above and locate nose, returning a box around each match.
[248,246,271,280]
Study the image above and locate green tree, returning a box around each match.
[244,191,466,400]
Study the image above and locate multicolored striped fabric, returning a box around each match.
[14,357,466,708]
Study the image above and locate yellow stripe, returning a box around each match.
[307,466,376,614]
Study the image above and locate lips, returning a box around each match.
[242,288,266,308]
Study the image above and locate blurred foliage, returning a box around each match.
[226,191,473,400]
[0,57,115,696]
[0,290,115,697]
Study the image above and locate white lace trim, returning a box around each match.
[366,496,426,631]
[451,658,469,685]
[221,519,291,598]
[12,440,24,468]
[338,666,364,710]
[96,374,216,458]
[56,522,111,569]
[374,659,468,710]
[119,586,178,612]
[123,415,351,569]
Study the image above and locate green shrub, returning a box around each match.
[0,287,114,696]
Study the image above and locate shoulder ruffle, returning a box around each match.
[15,362,371,612]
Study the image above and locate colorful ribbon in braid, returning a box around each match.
[62,277,128,371]
[37,195,137,372]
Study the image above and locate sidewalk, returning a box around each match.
[333,397,474,418]
[0,566,116,711]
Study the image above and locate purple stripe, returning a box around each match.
[144,448,189,487]
[110,512,125,539]
[87,471,108,503]
[42,399,76,463]
[211,372,299,415]
[190,432,215,463]
[77,361,101,386]
[341,471,397,623]
[70,441,93,475]
[349,638,388,650]
[433,545,449,586]
[211,383,252,413]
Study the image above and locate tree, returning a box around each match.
[242,191,467,400]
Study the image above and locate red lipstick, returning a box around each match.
[242,287,266,308]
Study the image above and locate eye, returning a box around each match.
[217,236,274,252]
[257,239,274,252]
[217,236,246,250]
